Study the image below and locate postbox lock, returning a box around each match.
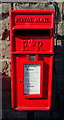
[20,80,22,83]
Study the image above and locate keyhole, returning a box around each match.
[20,80,22,83]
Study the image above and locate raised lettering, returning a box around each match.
[15,17,50,23]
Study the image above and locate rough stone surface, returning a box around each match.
[1,41,10,59]
[58,23,63,36]
[1,59,11,76]
[1,2,64,76]
[2,3,11,13]
[58,2,63,13]
[0,41,10,59]
[14,3,54,10]
[2,17,10,41]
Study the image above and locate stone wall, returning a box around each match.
[0,2,64,76]
[1,2,64,119]
[1,2,64,76]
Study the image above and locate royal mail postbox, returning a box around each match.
[10,10,54,110]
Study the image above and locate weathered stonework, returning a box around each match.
[1,59,11,76]
[13,3,54,10]
[1,2,64,76]
[2,41,10,59]
[2,3,11,13]
[58,23,63,36]
[2,17,10,41]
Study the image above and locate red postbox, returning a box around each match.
[10,10,54,110]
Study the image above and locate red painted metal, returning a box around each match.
[10,10,55,110]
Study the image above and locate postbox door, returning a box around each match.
[16,55,43,100]
[11,54,53,110]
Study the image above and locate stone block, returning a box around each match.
[1,59,11,76]
[2,3,11,13]
[1,41,10,59]
[1,16,9,41]
[13,3,55,10]
[58,2,63,13]
[58,23,63,36]
[13,3,30,10]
